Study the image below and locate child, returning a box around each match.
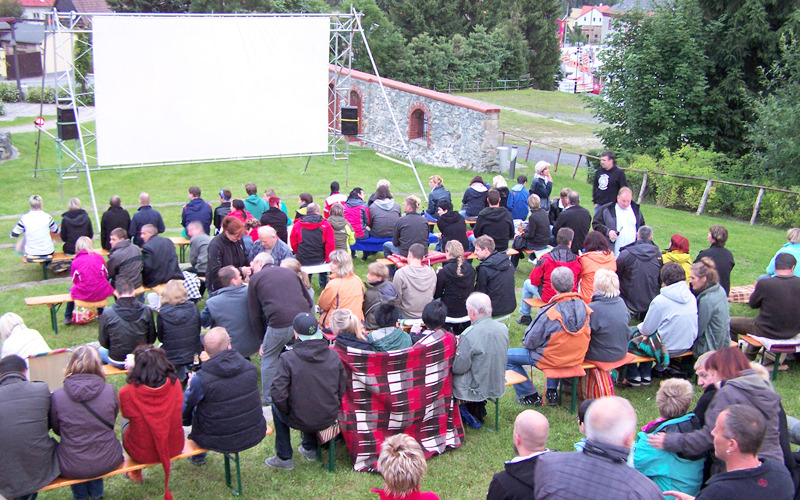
[363,262,398,331]
[633,378,705,496]
[372,434,439,500]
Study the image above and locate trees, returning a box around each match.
[0,0,22,18]
[106,0,190,12]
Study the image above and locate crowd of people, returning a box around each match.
[3,156,800,500]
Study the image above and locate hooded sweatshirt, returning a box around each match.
[507,183,530,220]
[639,281,698,352]
[474,206,515,252]
[393,264,437,319]
[367,326,412,352]
[60,208,93,254]
[344,197,370,238]
[369,198,402,238]
[663,250,692,285]
[462,182,489,218]
[577,251,616,304]
[289,214,335,265]
[244,194,267,220]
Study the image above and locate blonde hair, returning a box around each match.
[160,280,188,306]
[29,194,43,210]
[75,236,94,253]
[528,194,541,210]
[0,312,25,341]
[329,309,366,340]
[329,203,344,217]
[593,269,620,298]
[377,434,427,496]
[64,345,104,380]
[535,161,551,174]
[492,175,508,189]
[281,258,312,290]
[367,261,390,280]
[445,240,465,277]
[67,197,82,211]
[656,378,693,420]
[405,195,421,213]
[429,175,443,187]
[377,179,390,189]
[329,249,354,277]
[787,228,800,244]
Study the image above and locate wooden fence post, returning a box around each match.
[638,172,648,205]
[572,155,583,179]
[697,180,713,215]
[751,188,765,225]
[554,148,562,172]
[525,140,532,162]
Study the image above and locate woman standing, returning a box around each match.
[577,231,617,304]
[64,236,115,326]
[434,240,475,331]
[529,161,553,212]
[689,258,731,357]
[156,280,202,382]
[49,345,123,500]
[317,250,365,331]
[60,198,93,255]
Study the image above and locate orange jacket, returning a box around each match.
[317,273,365,329]
[577,251,617,303]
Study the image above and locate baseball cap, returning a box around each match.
[293,312,322,340]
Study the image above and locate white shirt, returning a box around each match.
[614,204,637,256]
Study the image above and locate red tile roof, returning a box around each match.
[578,4,613,17]
[19,0,54,7]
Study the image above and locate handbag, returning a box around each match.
[80,401,115,430]
[72,306,98,325]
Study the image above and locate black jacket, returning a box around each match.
[487,452,550,500]
[592,200,645,250]
[61,208,93,254]
[521,209,551,250]
[157,302,202,366]
[213,202,232,234]
[271,338,347,433]
[553,205,592,254]
[437,210,469,250]
[248,265,314,332]
[206,232,248,293]
[616,239,663,315]
[426,186,451,221]
[260,207,290,243]
[392,212,429,257]
[474,206,515,252]
[100,206,131,251]
[695,244,735,295]
[186,350,266,453]
[98,296,156,362]
[129,206,165,247]
[107,239,143,289]
[435,258,475,318]
[592,166,628,206]
[476,251,517,316]
[141,235,183,288]
[462,185,489,218]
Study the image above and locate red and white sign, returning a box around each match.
[34,116,45,127]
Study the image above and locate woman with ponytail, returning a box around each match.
[434,240,475,333]
[690,257,731,356]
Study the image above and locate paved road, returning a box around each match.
[0,102,96,133]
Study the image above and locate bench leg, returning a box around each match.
[224,452,241,496]
[318,439,336,472]
[42,262,48,280]
[49,303,63,335]
[570,376,578,413]
[489,398,500,432]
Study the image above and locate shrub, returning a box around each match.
[0,82,19,102]
[25,86,56,104]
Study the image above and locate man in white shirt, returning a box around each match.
[591,187,645,257]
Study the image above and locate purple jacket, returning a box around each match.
[70,250,115,302]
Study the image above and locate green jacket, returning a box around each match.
[452,315,509,402]
[693,283,731,356]
[367,327,412,352]
[244,195,267,220]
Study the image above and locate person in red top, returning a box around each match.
[64,236,115,325]
[371,433,440,500]
[118,345,184,500]
[528,227,581,303]
[290,203,336,287]
[323,181,348,218]
[227,199,254,224]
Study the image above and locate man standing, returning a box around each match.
[201,266,262,358]
[507,175,530,222]
[0,355,60,500]
[452,292,509,426]
[475,235,517,317]
[592,187,645,257]
[474,189,515,253]
[552,191,592,254]
[730,253,800,341]
[392,243,437,320]
[98,277,156,367]
[186,220,210,278]
[290,203,335,287]
[384,195,429,258]
[181,186,212,236]
[592,151,628,214]
[182,327,266,465]
[425,175,451,222]
[129,192,165,247]
[243,182,267,221]
[249,225,294,264]
[486,410,551,500]
[105,230,142,292]
[265,312,346,470]
[534,396,663,499]
[100,195,130,251]
[140,224,183,288]
[247,253,314,407]
[617,226,663,320]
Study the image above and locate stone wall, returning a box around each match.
[334,68,500,172]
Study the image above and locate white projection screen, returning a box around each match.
[93,16,330,166]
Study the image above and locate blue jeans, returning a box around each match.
[70,478,103,499]
[625,362,652,381]
[272,405,318,460]
[382,241,400,258]
[519,281,541,316]
[97,347,126,369]
[506,348,559,398]
[261,325,295,405]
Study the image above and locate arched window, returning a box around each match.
[409,109,428,141]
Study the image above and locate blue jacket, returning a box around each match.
[182,198,213,234]
[129,206,165,247]
[633,414,704,496]
[767,242,800,277]
[426,186,451,221]
[507,183,530,220]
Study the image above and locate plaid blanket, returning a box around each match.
[334,329,464,472]
[728,284,756,304]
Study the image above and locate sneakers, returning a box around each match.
[545,389,559,406]
[617,378,640,388]
[298,445,319,461]
[265,455,294,470]
[190,454,206,466]
[641,377,652,386]
[516,393,543,406]
[516,315,532,325]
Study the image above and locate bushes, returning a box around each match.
[0,82,19,102]
[25,86,57,104]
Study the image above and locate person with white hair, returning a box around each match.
[248,225,294,264]
[11,194,60,259]
[529,161,553,212]
[585,268,631,364]
[452,292,509,427]
[534,396,663,499]
[492,175,510,210]
[0,312,50,360]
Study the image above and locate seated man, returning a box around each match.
[140,224,183,288]
[0,354,61,500]
[201,266,262,359]
[249,225,294,264]
[616,225,662,320]
[525,227,581,309]
[260,197,290,244]
[182,327,266,465]
[98,277,156,367]
[100,195,130,251]
[730,252,800,341]
[266,312,346,470]
[507,267,591,407]
[534,396,663,499]
[487,410,551,500]
[473,189,514,253]
[474,235,517,317]
[186,220,210,278]
[452,292,509,426]
[106,227,142,289]
[129,192,165,247]
[436,199,469,251]
[383,195,429,258]
[289,203,335,287]
[393,243,437,320]
[624,263,698,387]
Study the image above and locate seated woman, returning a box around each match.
[663,234,692,285]
[330,308,371,350]
[206,216,250,295]
[585,269,630,364]
[372,433,440,500]
[226,199,253,224]
[461,176,488,219]
[64,236,115,326]
[156,280,202,383]
[492,175,510,209]
[344,187,370,241]
[0,312,50,359]
[367,303,411,352]
[510,194,551,268]
[766,227,800,277]
[434,240,475,333]
[118,345,184,494]
[318,249,365,331]
[368,185,401,239]
[409,301,452,344]
[60,197,93,256]
[11,194,60,261]
[50,345,123,500]
[577,231,616,304]
[634,378,705,496]
[690,258,731,357]
[328,202,356,252]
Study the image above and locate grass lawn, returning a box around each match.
[2,100,797,499]
[0,114,56,128]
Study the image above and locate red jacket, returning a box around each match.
[69,250,115,302]
[529,246,581,302]
[290,214,336,264]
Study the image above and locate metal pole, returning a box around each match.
[9,20,23,102]
[751,188,765,225]
[697,180,713,215]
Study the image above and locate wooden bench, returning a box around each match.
[41,427,273,496]
[102,364,129,377]
[24,294,108,335]
[484,370,530,432]
[739,334,799,381]
[23,250,110,279]
[169,236,191,263]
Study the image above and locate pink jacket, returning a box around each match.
[70,250,115,301]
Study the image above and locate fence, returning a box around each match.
[499,130,800,226]
[412,78,532,94]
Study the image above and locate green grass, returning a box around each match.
[456,88,601,120]
[0,114,56,128]
[2,97,796,499]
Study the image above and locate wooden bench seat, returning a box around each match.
[169,236,191,262]
[740,334,798,381]
[102,364,129,376]
[23,250,110,279]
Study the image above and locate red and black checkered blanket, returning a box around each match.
[334,329,464,472]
